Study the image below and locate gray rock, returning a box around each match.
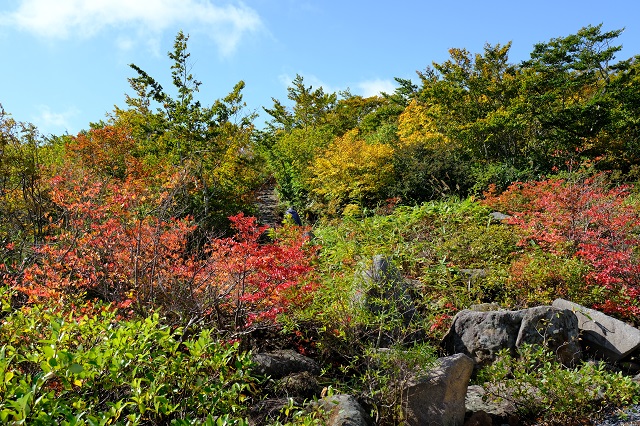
[358,255,415,322]
[465,384,516,418]
[318,394,372,426]
[403,353,475,426]
[353,256,419,347]
[252,349,320,379]
[442,309,525,366]
[442,306,582,366]
[516,305,581,365]
[489,212,512,222]
[552,299,640,362]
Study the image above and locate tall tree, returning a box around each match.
[263,74,337,132]
[112,31,261,233]
[0,107,50,258]
[520,24,626,167]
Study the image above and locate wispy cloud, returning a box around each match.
[277,74,398,99]
[356,78,397,97]
[33,105,80,135]
[0,0,263,56]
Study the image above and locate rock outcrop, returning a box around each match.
[403,353,475,426]
[553,298,640,362]
[441,305,581,366]
[250,299,640,425]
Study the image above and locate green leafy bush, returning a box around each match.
[504,250,591,308]
[477,344,640,424]
[0,292,257,425]
[357,343,436,425]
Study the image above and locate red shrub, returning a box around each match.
[483,175,640,319]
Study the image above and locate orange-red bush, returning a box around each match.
[483,176,640,319]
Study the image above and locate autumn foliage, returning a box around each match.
[3,129,317,334]
[483,176,640,319]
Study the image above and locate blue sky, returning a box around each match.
[1,0,639,137]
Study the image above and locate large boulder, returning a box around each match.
[516,305,581,365]
[252,349,320,379]
[352,255,420,346]
[553,298,640,362]
[441,309,525,366]
[356,255,416,323]
[403,353,475,426]
[442,306,581,366]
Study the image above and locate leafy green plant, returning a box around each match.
[0,294,258,425]
[356,343,436,425]
[477,344,640,424]
[504,250,591,308]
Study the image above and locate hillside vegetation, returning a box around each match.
[1,24,640,424]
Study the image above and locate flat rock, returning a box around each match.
[552,299,640,362]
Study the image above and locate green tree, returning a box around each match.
[520,24,627,168]
[256,75,340,211]
[395,25,637,194]
[263,74,337,133]
[0,107,51,259]
[257,76,406,215]
[602,56,640,175]
[112,31,261,233]
[308,129,394,216]
[415,42,523,163]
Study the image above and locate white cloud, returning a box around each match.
[277,74,398,100]
[116,35,135,52]
[356,78,397,97]
[33,105,80,135]
[1,0,263,56]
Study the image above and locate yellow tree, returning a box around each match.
[396,99,452,151]
[308,129,394,216]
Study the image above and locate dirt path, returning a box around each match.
[255,180,280,228]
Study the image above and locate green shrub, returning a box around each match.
[503,250,591,308]
[0,293,257,425]
[356,343,436,425]
[476,344,640,424]
[300,199,521,349]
